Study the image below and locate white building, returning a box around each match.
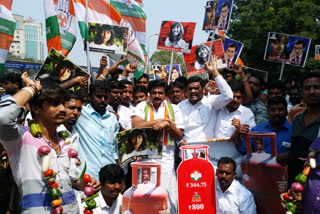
[9,14,44,62]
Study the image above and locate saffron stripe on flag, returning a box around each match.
[121,15,146,32]
[0,33,13,50]
[0,0,13,10]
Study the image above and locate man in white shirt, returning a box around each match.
[178,56,233,145]
[79,164,124,214]
[132,79,184,214]
[215,157,256,214]
[214,80,255,180]
[118,80,134,130]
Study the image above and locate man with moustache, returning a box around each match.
[75,80,120,181]
[178,56,233,144]
[215,157,256,214]
[240,96,292,165]
[132,79,184,214]
[287,72,320,186]
[214,80,255,180]
[168,80,185,105]
[117,80,134,130]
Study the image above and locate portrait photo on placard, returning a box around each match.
[184,40,226,76]
[285,36,311,67]
[214,0,233,30]
[36,48,90,89]
[202,0,218,31]
[117,128,162,168]
[88,23,128,55]
[157,21,196,53]
[166,65,182,82]
[316,45,320,60]
[264,32,289,63]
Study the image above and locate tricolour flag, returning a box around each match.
[44,0,77,56]
[0,0,16,75]
[74,0,146,79]
[110,0,147,55]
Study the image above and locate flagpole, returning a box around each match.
[168,51,174,85]
[207,29,216,80]
[279,62,285,80]
[85,0,91,75]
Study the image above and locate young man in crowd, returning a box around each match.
[134,73,149,89]
[246,73,268,125]
[240,96,292,165]
[215,157,256,214]
[107,80,125,113]
[0,72,22,99]
[117,80,134,130]
[287,72,320,185]
[0,76,99,213]
[267,80,286,99]
[167,80,185,105]
[80,164,124,213]
[214,80,255,180]
[132,79,184,214]
[75,80,120,181]
[133,85,148,106]
[178,56,233,145]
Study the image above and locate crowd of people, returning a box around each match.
[0,54,320,213]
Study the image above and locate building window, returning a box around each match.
[11,45,14,48]
[17,51,20,54]
[17,35,19,39]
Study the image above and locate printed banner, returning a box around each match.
[315,45,320,60]
[157,21,196,53]
[184,40,226,76]
[152,64,181,81]
[88,23,128,55]
[213,34,243,69]
[117,128,162,168]
[264,32,311,67]
[36,48,89,89]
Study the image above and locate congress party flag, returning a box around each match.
[110,0,147,55]
[0,0,16,75]
[44,0,77,56]
[74,0,146,79]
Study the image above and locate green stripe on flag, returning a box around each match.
[110,1,146,19]
[61,31,76,51]
[46,16,60,40]
[140,44,147,55]
[78,21,88,40]
[0,64,4,77]
[0,17,16,36]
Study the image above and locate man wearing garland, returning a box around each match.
[132,79,184,214]
[0,75,99,213]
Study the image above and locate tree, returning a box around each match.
[150,50,187,76]
[229,0,320,81]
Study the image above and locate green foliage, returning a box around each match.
[150,50,187,76]
[230,0,320,81]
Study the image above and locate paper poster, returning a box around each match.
[264,32,311,67]
[214,0,233,30]
[117,128,162,168]
[152,64,181,81]
[315,45,320,60]
[88,23,128,55]
[244,67,268,82]
[184,40,226,76]
[36,48,90,87]
[211,34,243,69]
[157,21,196,53]
[202,0,218,31]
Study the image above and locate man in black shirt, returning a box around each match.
[287,72,320,185]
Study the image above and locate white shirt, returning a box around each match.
[117,104,134,130]
[212,105,255,181]
[178,75,233,142]
[215,105,256,138]
[79,193,122,214]
[132,99,184,161]
[216,178,257,214]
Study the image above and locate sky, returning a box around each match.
[12,0,211,67]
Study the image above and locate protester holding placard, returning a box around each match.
[132,79,184,214]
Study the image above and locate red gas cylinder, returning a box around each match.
[122,162,169,214]
[241,132,287,214]
[177,145,216,213]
